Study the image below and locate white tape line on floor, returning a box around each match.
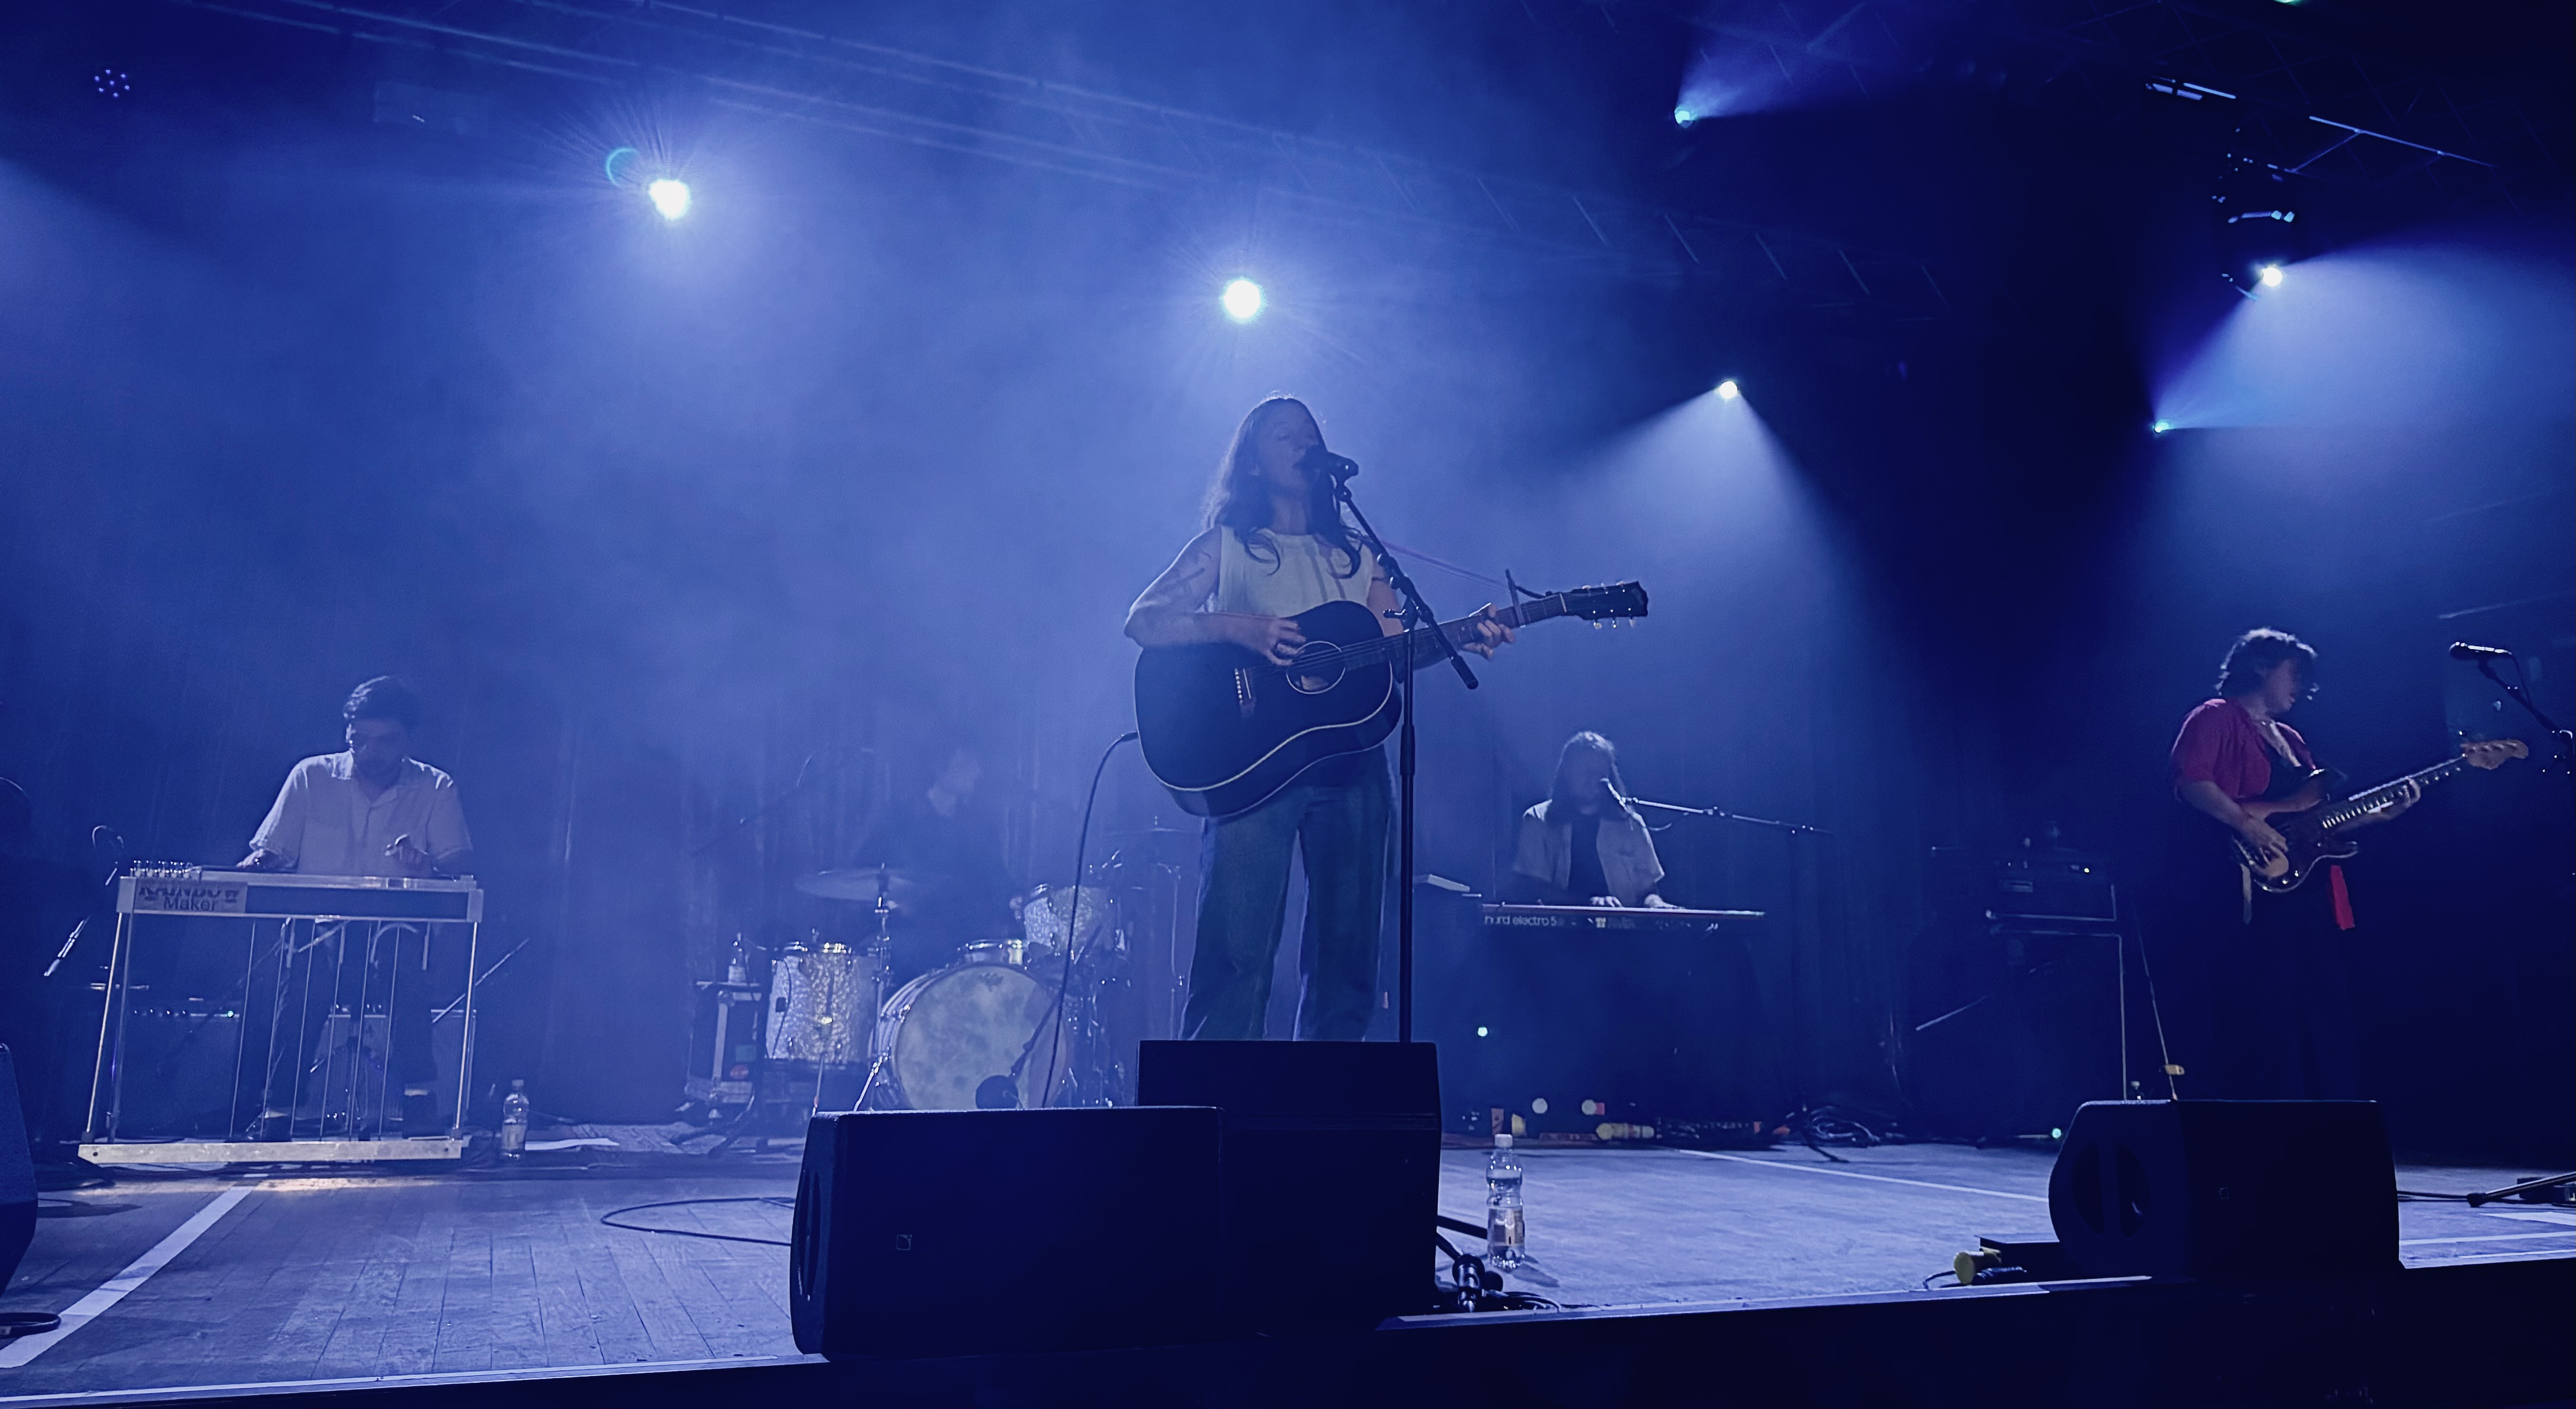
[1679,1150,2050,1203]
[0,1185,256,1368]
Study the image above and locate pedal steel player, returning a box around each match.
[239,676,472,1133]
[1510,730,1673,909]
[1126,396,1512,1040]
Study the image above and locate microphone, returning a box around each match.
[2450,642,2514,661]
[1299,445,1360,482]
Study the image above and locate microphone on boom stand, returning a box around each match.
[1300,445,1360,483]
[2449,642,2513,661]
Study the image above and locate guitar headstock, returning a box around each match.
[1558,581,1649,622]
[2462,737,2529,769]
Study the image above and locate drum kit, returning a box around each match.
[756,868,1132,1114]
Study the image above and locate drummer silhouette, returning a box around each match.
[852,746,1015,985]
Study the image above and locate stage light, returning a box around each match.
[1221,277,1263,322]
[2257,263,2283,288]
[1715,379,1741,400]
[2151,420,2174,434]
[647,178,692,221]
[1673,106,1697,128]
[93,70,131,100]
[1475,1026,1489,1037]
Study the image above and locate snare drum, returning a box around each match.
[871,960,1072,1110]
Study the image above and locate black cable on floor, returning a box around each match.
[598,1195,796,1246]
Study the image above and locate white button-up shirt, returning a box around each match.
[249,752,472,878]
[1512,799,1665,907]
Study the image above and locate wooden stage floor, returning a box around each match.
[1,1134,2568,1402]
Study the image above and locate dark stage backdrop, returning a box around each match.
[0,99,1938,1124]
[0,13,2566,1159]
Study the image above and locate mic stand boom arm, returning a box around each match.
[1333,478,1474,1046]
[2474,659,2575,793]
[1617,792,1831,838]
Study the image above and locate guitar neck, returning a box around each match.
[1353,595,1571,671]
[2316,756,2464,831]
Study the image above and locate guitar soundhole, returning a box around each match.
[1286,642,1347,694]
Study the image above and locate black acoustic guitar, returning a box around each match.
[1136,582,1648,818]
[2228,738,2526,893]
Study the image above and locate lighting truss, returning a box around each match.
[163,0,1955,321]
[1679,0,2566,210]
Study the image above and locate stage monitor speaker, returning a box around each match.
[2048,1100,2397,1280]
[0,1047,34,1296]
[789,1107,1222,1358]
[1137,1040,1439,1327]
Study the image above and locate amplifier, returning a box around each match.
[1930,847,2117,926]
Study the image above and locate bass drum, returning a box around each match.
[874,961,1072,1111]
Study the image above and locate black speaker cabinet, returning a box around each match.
[0,1047,34,1296]
[2048,1100,2398,1280]
[1137,1040,1439,1327]
[789,1107,1222,1357]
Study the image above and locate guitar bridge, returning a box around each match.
[1234,668,1256,720]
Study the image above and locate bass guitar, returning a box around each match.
[1136,582,1648,818]
[2230,738,2526,892]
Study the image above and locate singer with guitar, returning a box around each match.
[1126,396,1515,1041]
[2170,628,2522,1098]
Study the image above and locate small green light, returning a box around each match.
[2050,1127,2064,1140]
[1475,1026,1489,1037]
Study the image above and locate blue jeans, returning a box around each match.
[1183,759,1389,1041]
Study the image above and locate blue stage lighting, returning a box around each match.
[1715,379,1741,400]
[1221,278,1263,322]
[647,178,692,221]
[2257,263,2283,288]
[1673,106,1697,128]
[2151,420,2174,434]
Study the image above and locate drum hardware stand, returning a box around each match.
[835,872,900,1115]
[1005,733,1135,1107]
[1331,464,1476,1044]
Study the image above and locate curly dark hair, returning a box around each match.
[1201,396,1364,579]
[2215,629,2317,698]
[343,676,423,731]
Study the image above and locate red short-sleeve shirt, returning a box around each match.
[2171,698,2313,804]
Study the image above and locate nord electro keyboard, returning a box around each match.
[1478,903,1763,934]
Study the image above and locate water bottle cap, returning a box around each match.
[1493,1133,1513,1149]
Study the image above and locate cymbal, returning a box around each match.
[797,868,930,903]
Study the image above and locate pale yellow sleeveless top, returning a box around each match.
[1212,530,1377,619]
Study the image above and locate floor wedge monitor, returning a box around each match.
[1138,1039,1441,1327]
[790,1107,1223,1357]
[2048,1099,2398,1280]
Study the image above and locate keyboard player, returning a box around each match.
[237,676,471,1135]
[1509,731,1674,909]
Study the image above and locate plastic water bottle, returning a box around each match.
[1485,1134,1526,1269]
[500,1079,530,1159]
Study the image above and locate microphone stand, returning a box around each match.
[2474,659,2575,795]
[1611,786,1828,1122]
[1333,473,1475,1045]
[2462,654,2576,1209]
